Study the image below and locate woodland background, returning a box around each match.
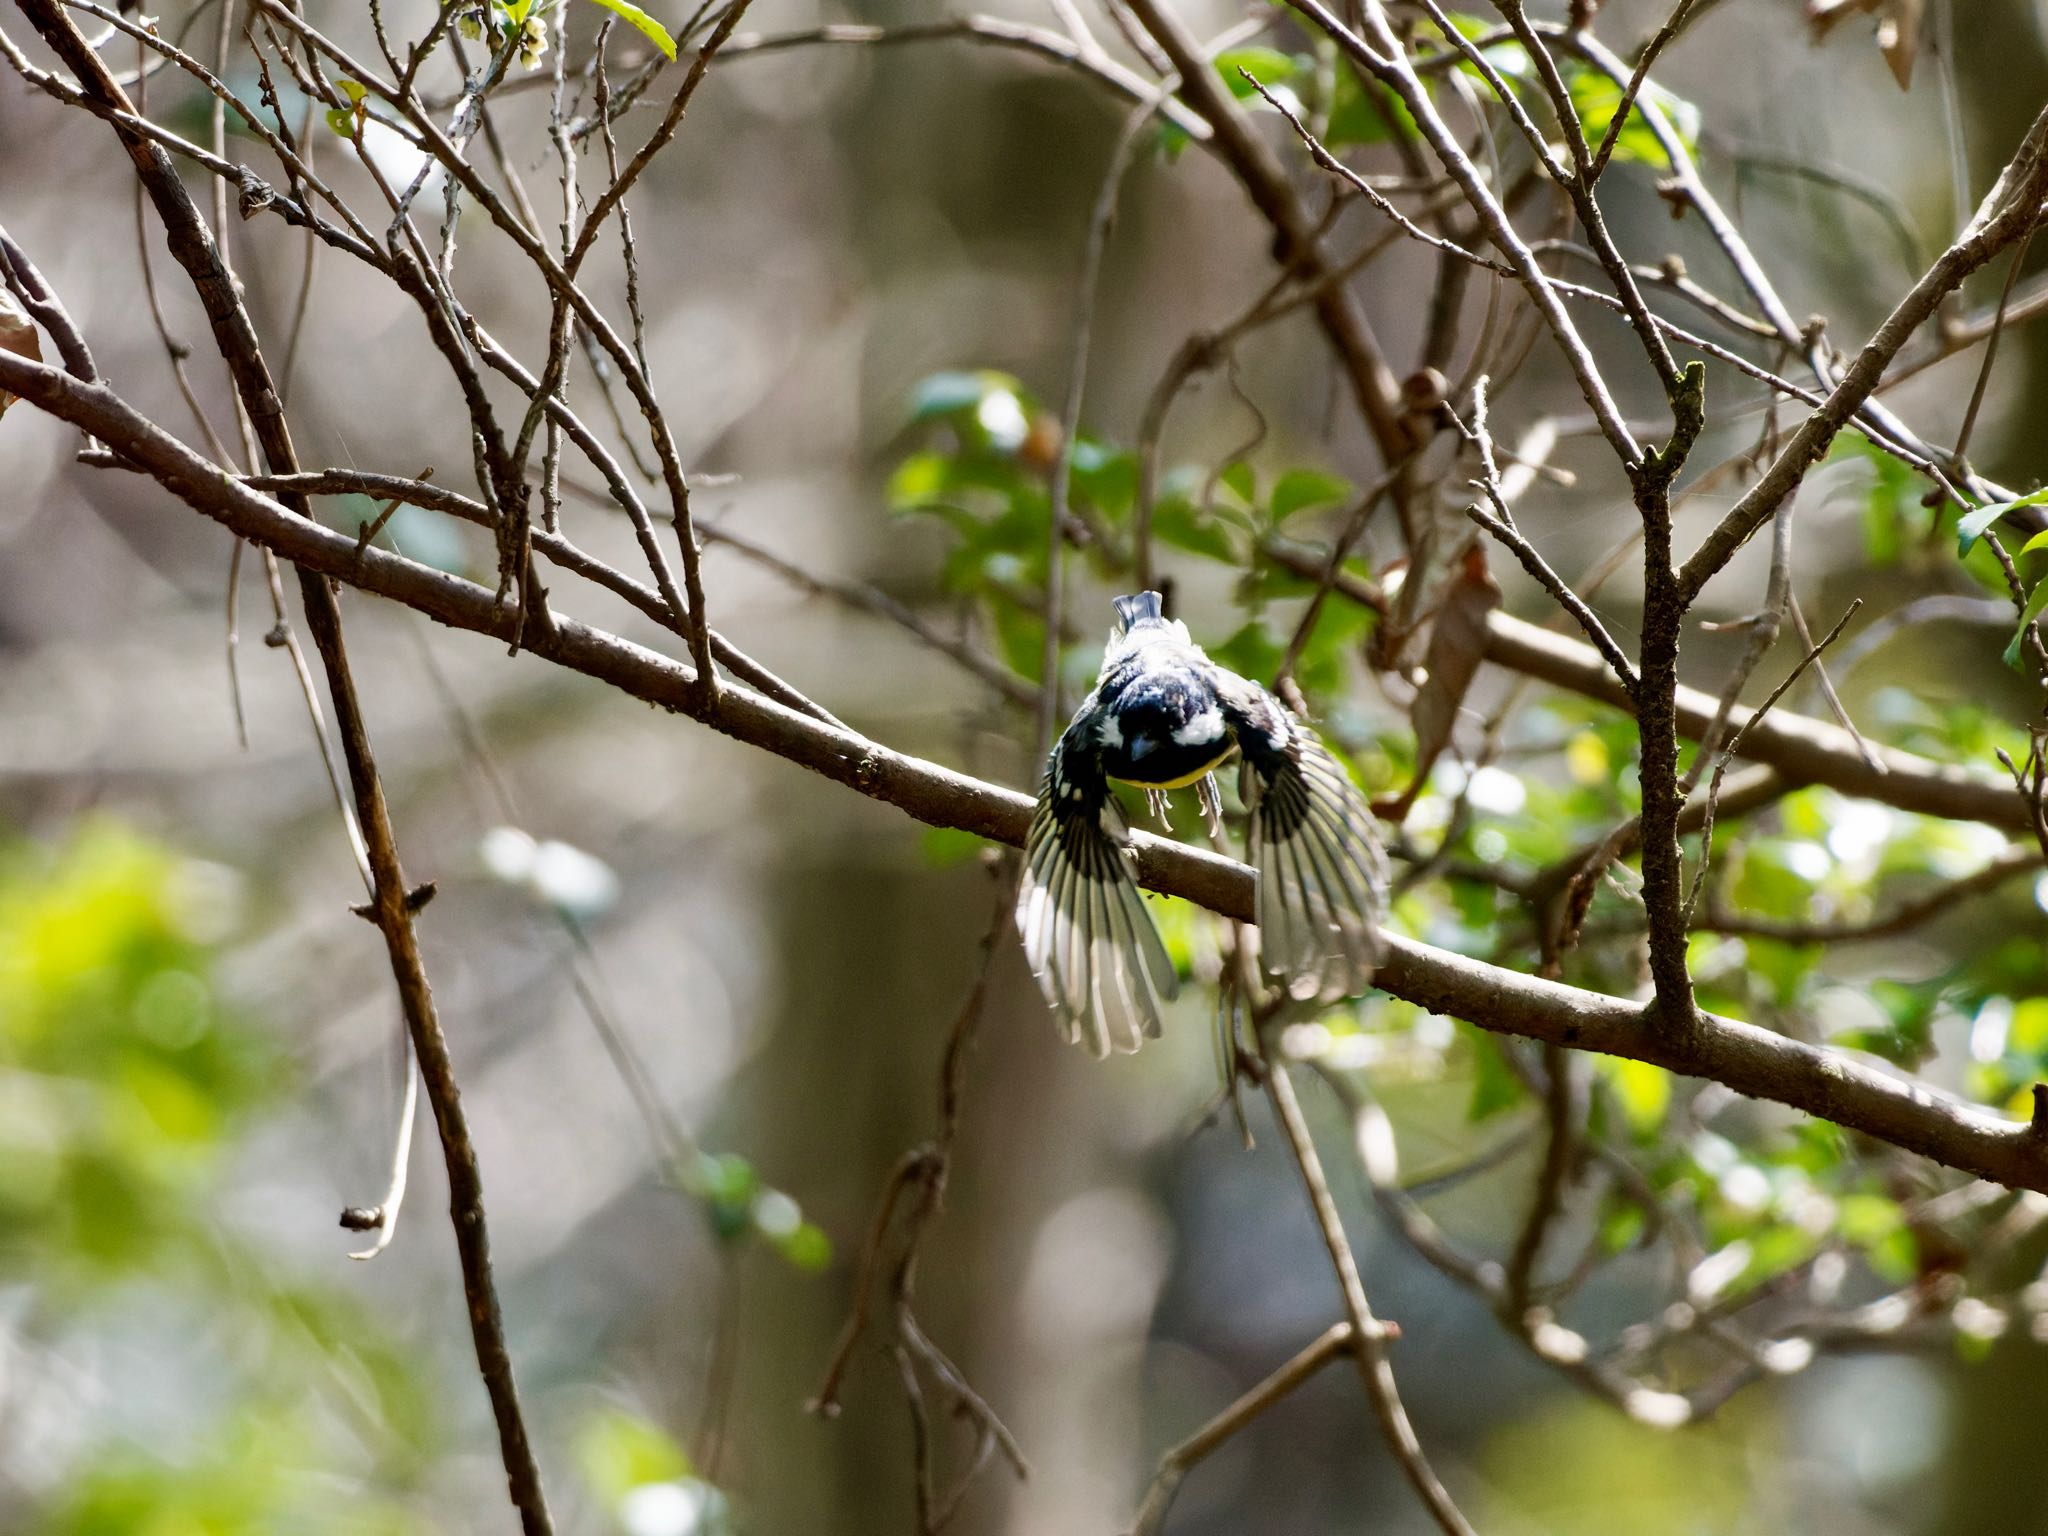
[5,0,2048,1530]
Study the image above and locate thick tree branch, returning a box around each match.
[12,353,2048,1198]
[1257,542,2030,831]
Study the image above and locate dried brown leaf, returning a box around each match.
[1805,0,1875,29]
[1381,543,1501,820]
[1806,0,1922,89]
[1876,0,1923,90]
[0,287,41,419]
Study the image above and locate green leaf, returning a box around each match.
[988,595,1047,678]
[1327,71,1421,147]
[575,1407,693,1505]
[1824,433,1923,566]
[1153,119,1195,162]
[1270,468,1353,523]
[1599,1056,1671,1137]
[689,1151,760,1241]
[2020,528,2048,556]
[1836,978,1939,1063]
[1744,936,1820,1007]
[1208,620,1286,684]
[920,826,986,868]
[2002,579,2048,668]
[1957,487,2048,553]
[1566,65,1699,168]
[584,0,676,59]
[1731,839,1820,919]
[1836,1191,1904,1247]
[337,79,367,104]
[1218,461,1256,506]
[1152,496,1241,563]
[1466,1031,1523,1120]
[774,1221,833,1272]
[1737,1224,1822,1294]
[2011,996,2048,1055]
[1290,593,1372,698]
[1069,440,1137,521]
[886,450,953,511]
[1217,47,1304,100]
[1598,1194,1646,1255]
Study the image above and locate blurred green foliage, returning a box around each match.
[0,822,442,1532]
[577,1407,732,1536]
[1163,16,1693,169]
[0,824,753,1531]
[685,1148,833,1271]
[0,823,275,1289]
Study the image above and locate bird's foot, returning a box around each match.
[1145,787,1172,828]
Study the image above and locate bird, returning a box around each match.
[1015,591,1388,1056]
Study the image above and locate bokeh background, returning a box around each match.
[6,0,2048,1530]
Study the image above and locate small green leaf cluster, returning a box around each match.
[1170,17,1696,169]
[1955,482,2048,664]
[325,78,368,138]
[683,1149,834,1271]
[890,370,1375,702]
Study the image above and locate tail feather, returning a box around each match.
[1111,591,1166,636]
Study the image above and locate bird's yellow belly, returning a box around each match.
[1110,743,1237,790]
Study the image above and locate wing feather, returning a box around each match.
[1016,713,1180,1053]
[1219,678,1387,1000]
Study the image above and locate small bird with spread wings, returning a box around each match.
[1016,591,1388,1055]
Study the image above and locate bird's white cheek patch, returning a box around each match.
[1099,715,1124,749]
[1172,705,1224,746]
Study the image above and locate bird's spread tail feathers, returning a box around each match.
[1111,591,1165,636]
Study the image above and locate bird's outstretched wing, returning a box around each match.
[1016,713,1179,1056]
[1217,677,1386,1000]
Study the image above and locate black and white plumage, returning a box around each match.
[1016,592,1388,1055]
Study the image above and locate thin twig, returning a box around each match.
[1127,1322,1359,1535]
[1686,600,1864,923]
[807,875,1028,1516]
[1952,226,2035,464]
[1588,0,1701,181]
[1454,381,1640,692]
[1263,1055,1473,1535]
